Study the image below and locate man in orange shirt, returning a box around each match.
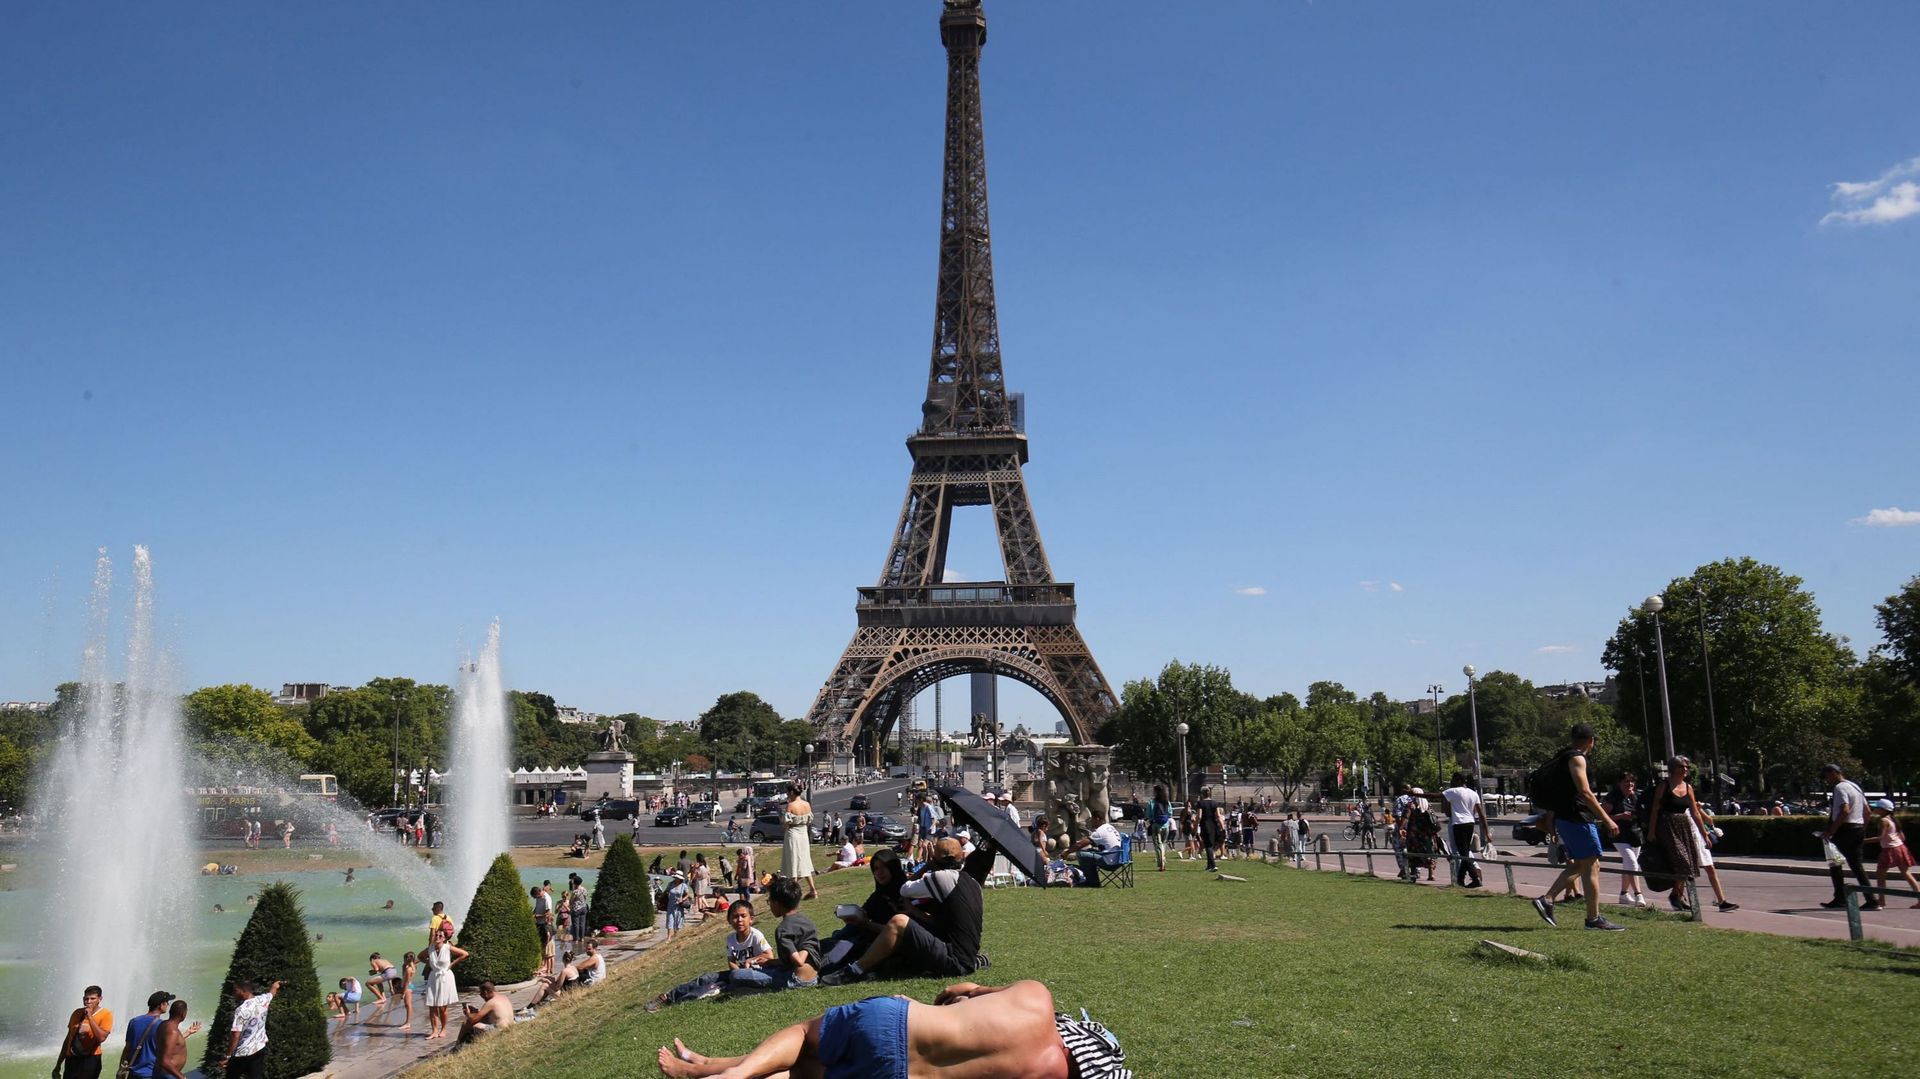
[51,985,113,1079]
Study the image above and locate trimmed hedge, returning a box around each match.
[454,852,542,987]
[1709,813,1920,858]
[590,833,655,933]
[201,881,330,1078]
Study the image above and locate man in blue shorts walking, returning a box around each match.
[1528,723,1626,932]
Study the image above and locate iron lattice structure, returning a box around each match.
[806,1,1116,763]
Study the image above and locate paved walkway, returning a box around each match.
[1262,841,1920,948]
[296,908,718,1079]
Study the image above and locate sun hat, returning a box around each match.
[1871,798,1896,811]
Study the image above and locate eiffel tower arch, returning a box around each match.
[806,1,1117,765]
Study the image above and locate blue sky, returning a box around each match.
[3,2,1916,729]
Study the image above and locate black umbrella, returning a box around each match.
[936,785,1047,886]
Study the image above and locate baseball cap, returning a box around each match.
[1871,798,1896,811]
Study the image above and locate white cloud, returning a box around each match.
[1821,156,1920,226]
[1852,506,1920,528]
[941,567,967,581]
[1389,582,1404,592]
[1234,586,1267,597]
[1535,644,1579,654]
[1407,638,1426,646]
[1359,580,1379,592]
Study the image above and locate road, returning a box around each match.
[510,776,917,848]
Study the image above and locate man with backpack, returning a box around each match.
[1527,724,1627,932]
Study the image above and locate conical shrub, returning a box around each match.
[590,833,655,932]
[454,852,541,987]
[200,881,330,1078]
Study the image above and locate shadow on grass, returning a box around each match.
[1392,924,1539,932]
[1843,964,1920,978]
[1465,943,1593,972]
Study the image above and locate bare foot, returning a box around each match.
[657,1045,705,1077]
[673,1039,708,1066]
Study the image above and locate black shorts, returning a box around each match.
[226,1051,266,1079]
[891,918,976,978]
[65,1057,103,1079]
[537,921,553,944]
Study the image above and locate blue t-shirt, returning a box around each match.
[918,806,933,834]
[124,1014,164,1078]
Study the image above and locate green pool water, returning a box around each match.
[0,864,593,1079]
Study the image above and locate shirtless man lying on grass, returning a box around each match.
[655,979,1129,1079]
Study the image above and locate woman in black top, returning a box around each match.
[1645,756,1704,910]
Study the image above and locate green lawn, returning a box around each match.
[411,856,1917,1079]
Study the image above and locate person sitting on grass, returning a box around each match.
[831,835,866,871]
[819,838,982,986]
[517,940,604,1018]
[646,900,774,1011]
[734,876,819,991]
[822,847,909,965]
[654,980,1130,1079]
[457,982,513,1044]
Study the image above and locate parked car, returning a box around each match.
[851,813,910,848]
[686,801,720,822]
[1511,812,1567,865]
[749,810,825,843]
[848,794,870,811]
[589,798,639,821]
[655,807,688,827]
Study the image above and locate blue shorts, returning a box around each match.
[1559,821,1603,861]
[817,995,909,1079]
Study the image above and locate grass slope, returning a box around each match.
[409,859,1917,1079]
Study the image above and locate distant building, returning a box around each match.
[1541,679,1618,705]
[555,705,602,726]
[275,683,334,706]
[1,701,53,713]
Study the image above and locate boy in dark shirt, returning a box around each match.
[732,876,818,991]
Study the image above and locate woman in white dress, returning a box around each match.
[782,783,819,899]
[421,925,468,1040]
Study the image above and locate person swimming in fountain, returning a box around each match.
[343,867,356,886]
[382,900,395,911]
[212,904,225,914]
[244,895,256,905]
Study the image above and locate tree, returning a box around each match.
[0,734,27,811]
[589,834,655,932]
[1858,653,1920,793]
[1094,661,1254,790]
[697,692,785,771]
[1875,575,1920,688]
[183,685,320,769]
[202,882,329,1078]
[1601,558,1858,792]
[454,853,542,987]
[509,690,601,768]
[308,727,393,808]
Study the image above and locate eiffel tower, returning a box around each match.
[806,0,1117,765]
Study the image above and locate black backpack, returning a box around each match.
[1528,748,1578,815]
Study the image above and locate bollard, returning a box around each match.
[1503,861,1516,895]
[1687,876,1703,923]
[1314,850,1322,871]
[1845,887,1863,942]
[1338,852,1347,874]
[1364,850,1375,879]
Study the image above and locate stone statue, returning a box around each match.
[600,717,626,754]
[1041,745,1113,847]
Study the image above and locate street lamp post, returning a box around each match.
[1643,595,1677,760]
[1175,722,1190,804]
[1427,683,1445,783]
[1463,665,1482,792]
[710,740,719,806]
[1693,585,1725,808]
[805,743,815,797]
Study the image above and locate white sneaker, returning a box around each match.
[1618,893,1632,907]
[1633,893,1651,908]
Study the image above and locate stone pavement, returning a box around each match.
[295,907,717,1079]
[1266,840,1920,948]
